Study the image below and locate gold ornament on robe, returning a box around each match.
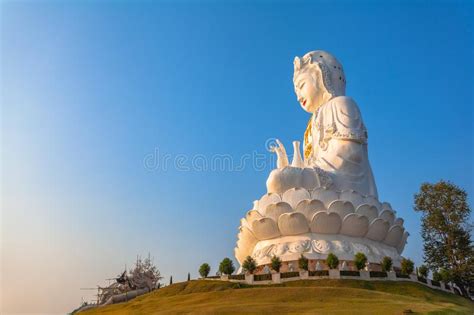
[303,115,314,160]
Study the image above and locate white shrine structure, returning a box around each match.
[234,50,409,272]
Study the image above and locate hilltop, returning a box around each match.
[79,279,474,314]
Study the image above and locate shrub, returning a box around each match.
[242,256,257,274]
[270,255,282,273]
[418,265,428,278]
[326,253,339,269]
[199,263,211,278]
[401,258,414,275]
[432,270,442,282]
[298,254,309,271]
[439,268,452,283]
[219,257,235,275]
[381,256,393,272]
[431,280,441,287]
[354,252,368,271]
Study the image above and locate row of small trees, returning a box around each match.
[254,253,414,274]
[198,258,236,277]
[199,254,416,277]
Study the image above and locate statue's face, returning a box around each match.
[294,72,319,113]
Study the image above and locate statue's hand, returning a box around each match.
[269,139,289,169]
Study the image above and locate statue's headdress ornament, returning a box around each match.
[293,50,346,97]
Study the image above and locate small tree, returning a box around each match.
[242,256,257,274]
[271,255,282,273]
[401,258,414,275]
[414,180,474,296]
[219,257,235,275]
[439,268,452,283]
[381,256,393,272]
[187,272,191,281]
[326,253,339,269]
[298,254,309,271]
[418,265,428,278]
[354,252,368,271]
[199,263,210,278]
[432,271,442,282]
[169,275,173,285]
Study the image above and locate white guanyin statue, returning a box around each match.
[235,50,409,271]
[267,50,377,197]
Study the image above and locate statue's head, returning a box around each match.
[293,50,346,113]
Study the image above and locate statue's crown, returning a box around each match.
[294,50,346,97]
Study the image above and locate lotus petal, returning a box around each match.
[296,199,325,220]
[311,187,339,208]
[252,200,259,210]
[251,217,280,240]
[340,213,369,237]
[340,190,365,208]
[278,212,309,236]
[328,200,355,219]
[245,210,263,225]
[379,209,395,225]
[397,231,409,254]
[310,211,341,234]
[301,168,320,190]
[384,225,404,247]
[364,195,382,210]
[366,218,390,241]
[240,218,250,230]
[282,187,310,208]
[258,193,281,213]
[356,204,379,223]
[234,246,246,264]
[264,202,293,221]
[381,202,393,211]
[236,226,258,252]
[394,218,404,227]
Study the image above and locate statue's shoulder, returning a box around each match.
[325,96,363,125]
[319,96,367,142]
[327,96,361,115]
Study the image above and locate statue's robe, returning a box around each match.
[308,96,378,198]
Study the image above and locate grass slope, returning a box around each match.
[81,279,474,314]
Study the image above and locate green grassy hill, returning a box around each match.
[80,279,474,314]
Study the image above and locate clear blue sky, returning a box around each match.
[2,1,473,313]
